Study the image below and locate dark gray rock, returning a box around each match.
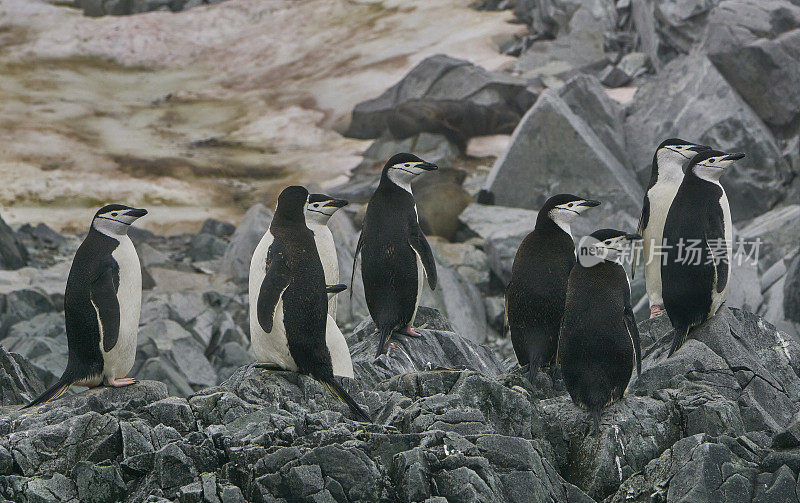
[639,307,800,433]
[786,253,800,323]
[0,345,46,406]
[199,218,235,238]
[702,0,800,129]
[17,223,67,252]
[347,308,505,388]
[0,289,56,338]
[625,53,791,221]
[345,54,536,148]
[486,89,640,227]
[609,433,761,502]
[70,461,126,503]
[738,204,800,273]
[218,204,272,281]
[0,214,28,271]
[188,233,227,262]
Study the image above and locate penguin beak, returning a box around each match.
[124,208,148,218]
[723,153,746,161]
[625,233,643,241]
[419,162,438,171]
[578,200,601,207]
[325,199,349,208]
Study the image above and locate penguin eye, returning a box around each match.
[111,212,118,217]
[404,163,411,168]
[605,240,611,245]
[567,203,574,208]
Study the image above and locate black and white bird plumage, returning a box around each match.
[559,229,642,434]
[252,186,369,422]
[354,153,438,358]
[505,194,600,383]
[662,150,742,357]
[634,139,709,319]
[26,204,147,408]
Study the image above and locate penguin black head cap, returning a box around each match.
[382,153,438,174]
[273,186,309,225]
[92,204,148,235]
[686,149,745,179]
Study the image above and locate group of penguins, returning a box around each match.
[22,143,743,434]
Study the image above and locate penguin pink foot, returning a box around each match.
[401,326,423,338]
[108,377,137,387]
[256,361,284,372]
[649,305,666,318]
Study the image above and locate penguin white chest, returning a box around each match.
[709,191,733,316]
[310,223,339,318]
[101,236,142,380]
[248,232,298,371]
[643,180,681,307]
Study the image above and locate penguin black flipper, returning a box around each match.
[632,195,650,280]
[257,240,291,334]
[322,378,372,423]
[90,259,120,352]
[350,232,364,300]
[326,284,347,295]
[704,205,729,294]
[625,304,642,377]
[408,218,437,289]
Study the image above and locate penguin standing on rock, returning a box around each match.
[634,139,709,318]
[505,194,600,382]
[26,204,148,408]
[249,186,369,421]
[559,229,642,434]
[304,193,349,318]
[662,150,742,357]
[354,153,438,358]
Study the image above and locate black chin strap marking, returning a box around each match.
[95,216,131,225]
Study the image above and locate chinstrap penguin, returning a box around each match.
[26,204,148,408]
[505,194,600,383]
[559,229,642,434]
[354,153,438,358]
[305,193,348,318]
[662,150,742,357]
[250,186,369,421]
[634,139,709,319]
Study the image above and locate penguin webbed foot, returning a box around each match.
[400,326,423,338]
[255,362,284,371]
[107,377,138,387]
[649,305,666,319]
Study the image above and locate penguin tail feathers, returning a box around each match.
[323,379,372,423]
[668,325,691,357]
[23,377,72,409]
[590,409,601,436]
[374,328,393,359]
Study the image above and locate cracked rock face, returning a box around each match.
[0,304,798,502]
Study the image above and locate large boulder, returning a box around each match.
[347,307,505,388]
[0,215,28,271]
[218,204,272,281]
[702,0,800,129]
[345,55,536,149]
[513,0,617,78]
[625,53,792,221]
[738,204,800,272]
[485,89,641,228]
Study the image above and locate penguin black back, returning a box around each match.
[270,187,331,379]
[355,153,438,356]
[259,186,371,422]
[661,150,741,356]
[505,194,600,382]
[559,229,641,434]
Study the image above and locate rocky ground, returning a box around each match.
[0,196,798,501]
